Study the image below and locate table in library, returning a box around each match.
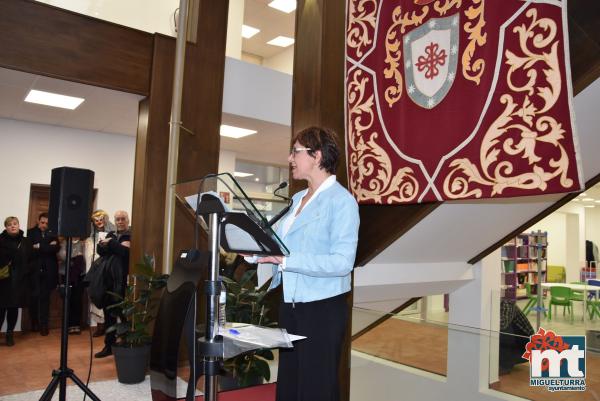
[541,282,600,319]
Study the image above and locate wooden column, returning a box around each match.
[130,0,229,269]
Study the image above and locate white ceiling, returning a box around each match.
[0,1,295,167]
[0,66,290,167]
[221,112,291,166]
[0,67,142,136]
[243,0,296,60]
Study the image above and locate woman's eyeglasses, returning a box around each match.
[290,147,311,156]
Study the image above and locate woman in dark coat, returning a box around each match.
[0,216,34,346]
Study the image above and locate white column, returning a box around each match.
[448,249,501,392]
[217,150,237,208]
[226,0,244,59]
[566,212,581,282]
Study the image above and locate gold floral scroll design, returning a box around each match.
[434,0,462,16]
[462,0,486,85]
[347,69,419,203]
[384,5,429,108]
[347,0,378,59]
[443,8,572,199]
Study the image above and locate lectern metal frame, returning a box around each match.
[194,174,288,401]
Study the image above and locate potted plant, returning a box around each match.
[220,268,275,389]
[106,254,169,384]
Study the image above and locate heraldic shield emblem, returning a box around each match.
[345,0,583,204]
[404,14,459,109]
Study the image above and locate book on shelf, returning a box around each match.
[502,260,515,273]
[500,231,548,300]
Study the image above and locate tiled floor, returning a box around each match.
[0,329,117,396]
[0,328,279,398]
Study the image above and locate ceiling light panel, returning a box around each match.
[24,89,84,110]
[233,171,254,178]
[267,36,295,47]
[220,124,257,139]
[268,0,296,13]
[582,198,594,202]
[241,25,260,39]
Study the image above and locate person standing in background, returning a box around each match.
[94,210,131,358]
[28,212,59,336]
[0,217,34,346]
[84,210,115,337]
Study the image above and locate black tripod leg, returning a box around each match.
[69,372,102,401]
[38,374,60,401]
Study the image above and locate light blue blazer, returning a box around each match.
[268,181,360,303]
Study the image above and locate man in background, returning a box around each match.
[94,210,131,358]
[28,212,59,336]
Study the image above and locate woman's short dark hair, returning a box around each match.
[292,126,340,174]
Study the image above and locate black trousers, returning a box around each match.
[30,274,52,327]
[103,303,117,347]
[0,307,19,332]
[276,292,348,401]
[67,281,84,328]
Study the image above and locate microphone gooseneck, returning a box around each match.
[268,181,292,227]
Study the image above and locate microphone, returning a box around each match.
[273,181,290,201]
[268,181,292,227]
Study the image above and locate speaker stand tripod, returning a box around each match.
[39,237,101,401]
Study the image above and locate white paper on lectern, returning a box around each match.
[218,324,306,359]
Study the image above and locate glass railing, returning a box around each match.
[350,299,599,401]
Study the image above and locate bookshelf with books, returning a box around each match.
[500,231,547,300]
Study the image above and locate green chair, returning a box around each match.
[589,298,600,320]
[523,282,546,316]
[547,286,573,322]
[569,282,585,320]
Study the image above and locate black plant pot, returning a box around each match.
[113,344,151,384]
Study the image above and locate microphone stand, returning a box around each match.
[39,237,101,401]
[268,184,292,227]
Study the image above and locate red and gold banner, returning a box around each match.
[345,0,583,204]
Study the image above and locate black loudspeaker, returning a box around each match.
[48,167,94,238]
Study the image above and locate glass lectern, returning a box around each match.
[149,173,289,401]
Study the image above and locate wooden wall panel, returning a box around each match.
[292,1,349,398]
[0,0,153,95]
[130,0,228,269]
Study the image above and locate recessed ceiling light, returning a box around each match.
[579,193,587,197]
[233,171,254,178]
[220,124,257,139]
[595,200,600,204]
[572,198,580,202]
[24,89,84,110]
[267,36,295,47]
[254,177,260,182]
[268,0,296,13]
[241,25,260,39]
[582,198,594,202]
[584,205,595,208]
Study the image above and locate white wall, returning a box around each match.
[263,45,294,75]
[222,57,293,126]
[226,0,244,59]
[36,0,178,36]
[528,212,567,268]
[585,206,600,255]
[0,118,136,228]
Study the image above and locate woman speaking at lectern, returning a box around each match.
[258,126,360,401]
